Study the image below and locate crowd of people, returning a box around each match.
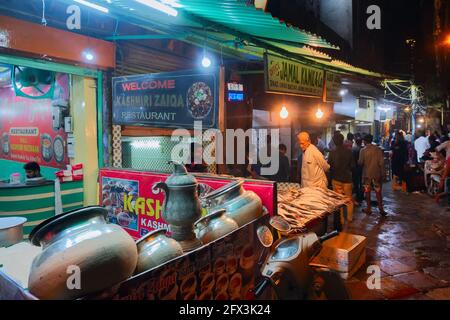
[187,127,450,218]
[296,131,387,225]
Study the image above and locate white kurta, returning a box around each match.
[301,144,330,189]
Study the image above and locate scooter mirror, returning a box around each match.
[269,216,291,233]
[257,225,274,248]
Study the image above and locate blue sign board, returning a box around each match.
[228,92,244,102]
[112,68,220,129]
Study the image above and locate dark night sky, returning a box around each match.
[382,0,435,78]
[267,0,437,80]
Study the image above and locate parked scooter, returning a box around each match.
[254,216,350,300]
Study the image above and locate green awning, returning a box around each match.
[66,0,387,78]
[174,0,337,49]
[307,58,386,78]
[93,0,337,49]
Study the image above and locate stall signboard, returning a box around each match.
[324,72,342,103]
[227,82,244,102]
[0,70,70,168]
[112,68,220,129]
[264,53,324,98]
[99,169,276,239]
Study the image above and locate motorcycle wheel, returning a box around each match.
[307,268,351,300]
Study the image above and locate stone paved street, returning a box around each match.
[343,184,450,300]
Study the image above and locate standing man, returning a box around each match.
[328,131,340,151]
[414,131,431,163]
[298,132,330,189]
[352,138,364,204]
[310,132,327,155]
[275,144,290,182]
[358,134,387,216]
[328,133,355,223]
[344,133,354,150]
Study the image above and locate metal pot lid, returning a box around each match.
[269,216,291,233]
[165,161,198,187]
[200,179,243,200]
[0,217,27,230]
[29,206,108,246]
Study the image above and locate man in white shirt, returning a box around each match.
[414,131,430,163]
[436,140,450,160]
[298,132,330,189]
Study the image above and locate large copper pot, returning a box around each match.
[200,179,263,227]
[28,206,138,300]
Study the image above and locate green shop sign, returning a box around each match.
[264,53,324,98]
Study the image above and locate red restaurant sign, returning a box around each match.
[0,72,69,168]
[99,168,276,239]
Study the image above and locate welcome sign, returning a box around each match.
[264,53,324,98]
[112,68,220,129]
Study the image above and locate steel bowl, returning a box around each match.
[0,217,27,247]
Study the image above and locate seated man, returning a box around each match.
[24,162,42,179]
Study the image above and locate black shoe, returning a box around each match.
[379,209,388,217]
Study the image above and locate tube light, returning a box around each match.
[135,0,178,16]
[74,0,109,13]
[160,0,182,8]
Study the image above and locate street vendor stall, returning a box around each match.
[0,163,276,300]
[0,16,114,207]
[0,180,84,238]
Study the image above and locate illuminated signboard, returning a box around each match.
[227,82,244,102]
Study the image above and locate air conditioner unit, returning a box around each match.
[358,98,369,109]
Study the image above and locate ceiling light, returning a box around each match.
[315,108,324,119]
[135,0,178,16]
[74,0,109,13]
[82,50,94,61]
[280,106,289,119]
[201,55,211,68]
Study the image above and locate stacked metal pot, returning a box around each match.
[27,162,265,300]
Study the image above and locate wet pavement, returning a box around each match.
[343,184,450,300]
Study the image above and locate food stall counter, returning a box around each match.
[0,180,84,237]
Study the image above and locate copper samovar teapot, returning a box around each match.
[153,161,202,251]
